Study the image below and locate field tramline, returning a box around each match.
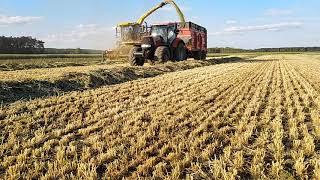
[0,54,319,179]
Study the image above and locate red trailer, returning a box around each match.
[177,22,207,60]
[129,21,207,66]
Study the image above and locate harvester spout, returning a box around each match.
[137,0,186,25]
[164,0,186,23]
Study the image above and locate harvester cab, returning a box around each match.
[116,23,146,44]
[102,23,146,60]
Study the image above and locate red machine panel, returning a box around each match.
[177,22,207,53]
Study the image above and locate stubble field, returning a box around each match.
[0,54,320,179]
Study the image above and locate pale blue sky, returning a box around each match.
[1,0,319,49]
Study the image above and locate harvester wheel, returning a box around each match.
[174,43,187,61]
[155,46,170,63]
[129,47,144,66]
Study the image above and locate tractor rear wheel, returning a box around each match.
[129,47,144,66]
[155,46,170,63]
[174,43,187,61]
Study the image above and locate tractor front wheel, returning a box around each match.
[129,47,145,66]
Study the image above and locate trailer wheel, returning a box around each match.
[201,51,207,60]
[129,47,144,66]
[155,46,170,63]
[174,43,187,61]
[193,51,201,60]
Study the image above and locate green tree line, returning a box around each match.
[0,36,102,54]
[0,36,45,54]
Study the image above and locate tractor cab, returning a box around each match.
[150,24,177,45]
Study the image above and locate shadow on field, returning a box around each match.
[0,56,255,105]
